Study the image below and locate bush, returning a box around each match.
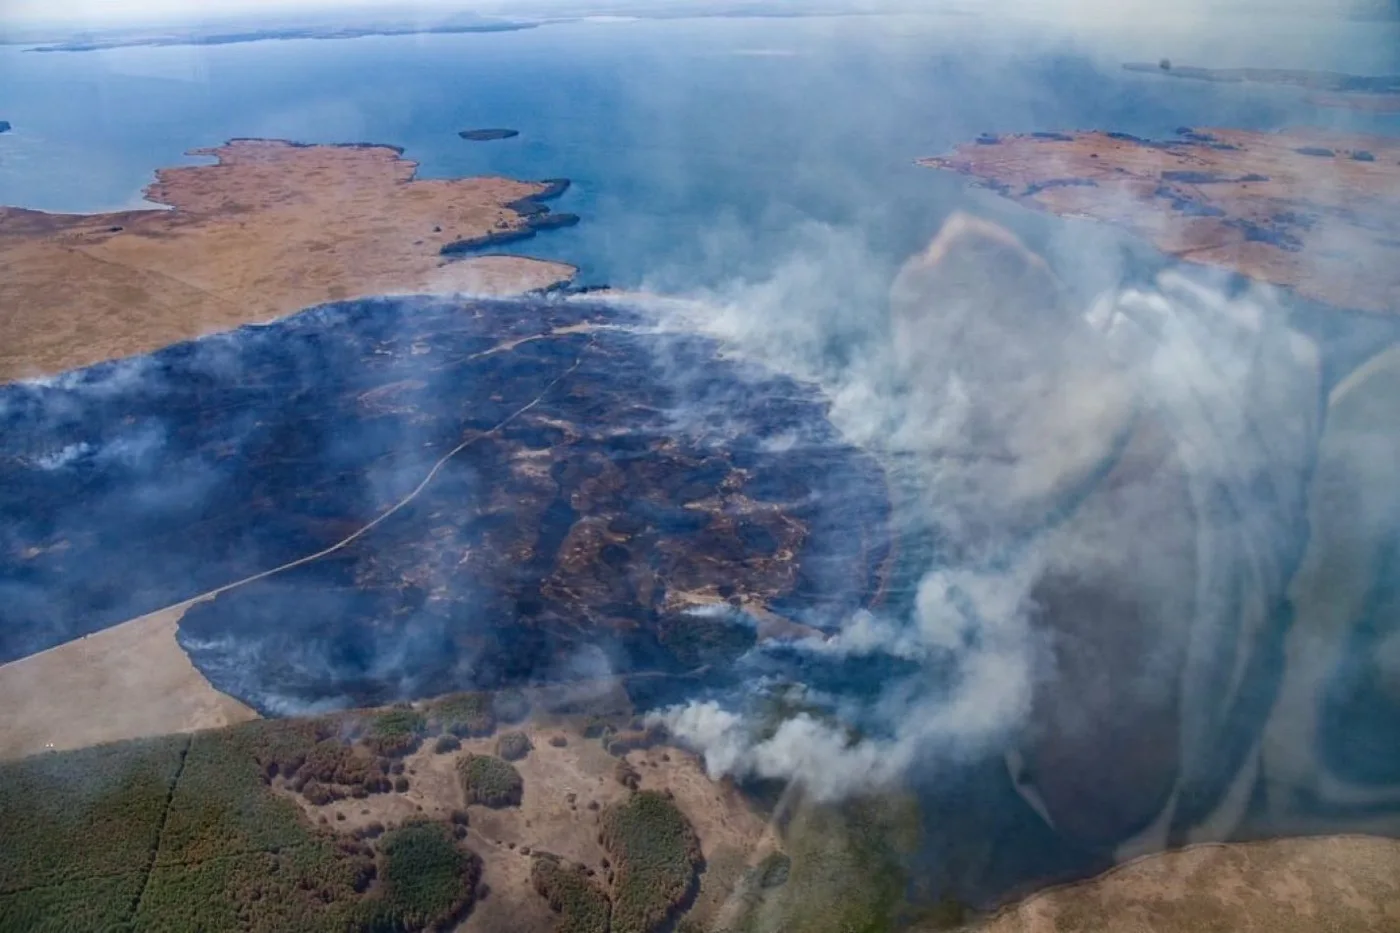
[429,693,495,738]
[600,791,701,933]
[394,776,410,793]
[364,709,426,758]
[434,735,461,754]
[457,755,523,808]
[549,735,568,748]
[372,821,481,931]
[531,855,611,933]
[496,731,533,762]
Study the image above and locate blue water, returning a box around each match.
[1,12,1397,292]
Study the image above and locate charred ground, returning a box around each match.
[0,295,890,713]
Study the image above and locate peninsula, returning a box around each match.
[0,138,577,382]
[921,127,1400,313]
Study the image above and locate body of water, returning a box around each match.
[1,12,1397,295]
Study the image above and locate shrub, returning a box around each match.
[531,855,611,933]
[364,709,426,758]
[394,776,410,793]
[429,693,495,738]
[496,731,533,762]
[434,735,461,754]
[549,735,568,748]
[371,821,481,931]
[457,755,523,808]
[600,791,701,933]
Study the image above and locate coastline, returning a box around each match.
[0,137,579,381]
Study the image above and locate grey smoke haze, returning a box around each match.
[641,199,1356,845]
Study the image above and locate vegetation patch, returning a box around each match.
[429,692,496,738]
[600,791,702,933]
[735,795,914,933]
[496,730,533,761]
[369,821,481,931]
[0,734,187,892]
[158,726,321,865]
[458,754,523,807]
[531,855,612,933]
[0,871,146,932]
[364,708,427,758]
[137,840,375,933]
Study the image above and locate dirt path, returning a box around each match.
[0,335,592,759]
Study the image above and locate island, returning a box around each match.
[1124,61,1400,112]
[920,126,1400,313]
[0,138,580,382]
[0,121,10,134]
[459,127,520,141]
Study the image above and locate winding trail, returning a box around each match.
[189,337,592,605]
[1,334,596,667]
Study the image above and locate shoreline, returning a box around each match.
[0,136,579,381]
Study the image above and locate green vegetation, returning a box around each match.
[496,730,533,761]
[531,855,612,933]
[600,791,701,933]
[733,795,916,933]
[0,871,146,932]
[458,754,523,807]
[429,692,496,738]
[755,851,790,889]
[434,734,461,754]
[137,841,375,933]
[0,715,487,933]
[370,821,480,931]
[0,734,187,892]
[364,708,426,758]
[158,725,318,865]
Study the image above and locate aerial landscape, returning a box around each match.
[2,0,1400,931]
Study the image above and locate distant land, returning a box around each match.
[460,128,520,142]
[0,121,10,134]
[970,836,1400,933]
[0,138,576,381]
[921,127,1400,313]
[24,18,542,52]
[1124,61,1400,112]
